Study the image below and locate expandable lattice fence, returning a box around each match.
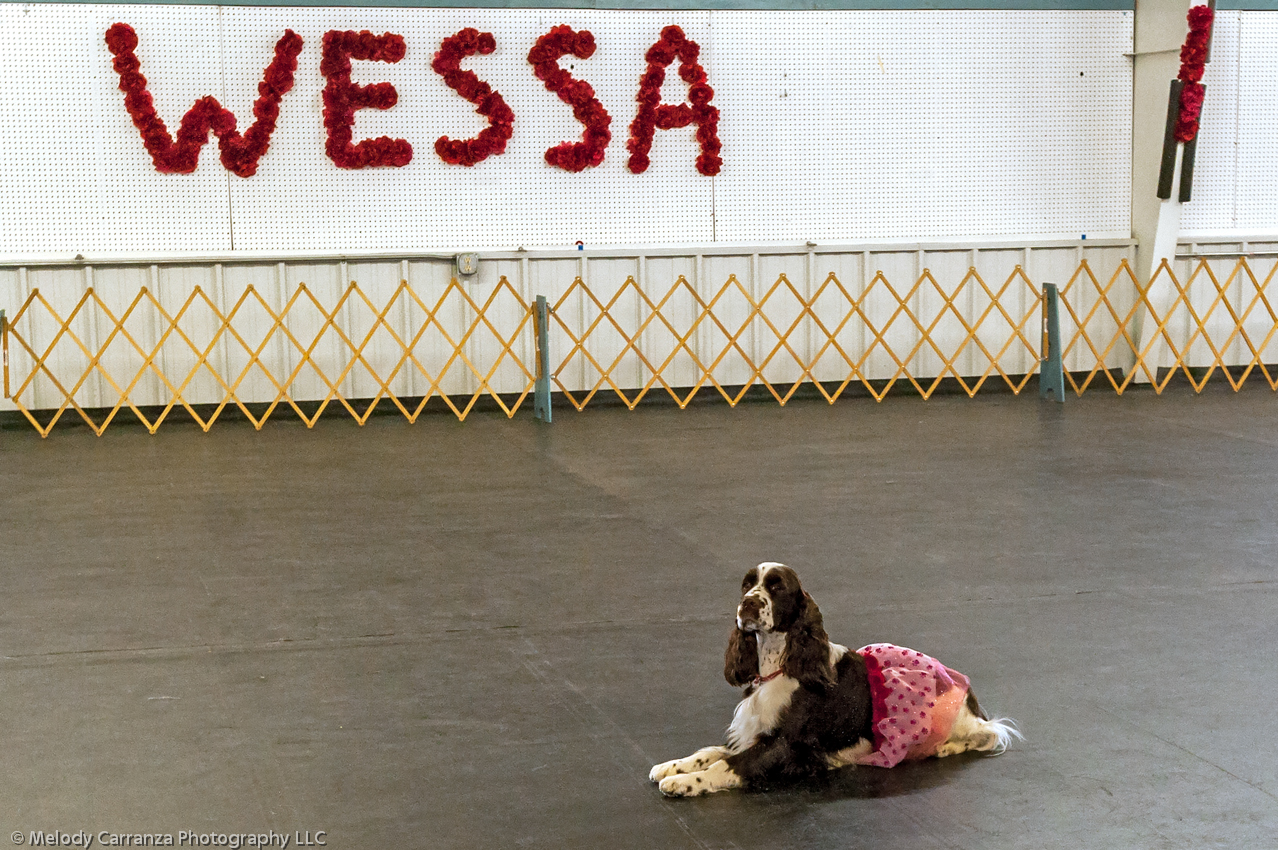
[1059,258,1278,393]
[545,265,1042,409]
[1,277,538,436]
[2,257,1275,437]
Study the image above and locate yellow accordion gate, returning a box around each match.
[1058,258,1278,393]
[0,277,539,436]
[2,257,1275,437]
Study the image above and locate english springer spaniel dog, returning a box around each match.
[650,562,1021,796]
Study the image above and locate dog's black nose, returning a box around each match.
[739,597,762,620]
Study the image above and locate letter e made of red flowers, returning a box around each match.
[321,30,414,168]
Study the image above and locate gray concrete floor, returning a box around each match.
[1,386,1276,849]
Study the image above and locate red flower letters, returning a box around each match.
[528,26,611,172]
[432,28,514,167]
[105,22,303,177]
[626,26,721,176]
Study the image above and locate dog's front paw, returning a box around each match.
[649,759,683,783]
[657,760,741,797]
[659,773,710,797]
[649,747,728,782]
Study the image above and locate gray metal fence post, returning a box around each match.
[1,308,8,400]
[534,296,552,423]
[1040,284,1065,403]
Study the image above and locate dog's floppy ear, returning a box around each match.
[782,592,834,691]
[724,627,759,686]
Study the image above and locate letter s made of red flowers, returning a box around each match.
[432,28,513,166]
[528,26,611,172]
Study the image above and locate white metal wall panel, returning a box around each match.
[0,240,1133,415]
[1174,239,1278,370]
[713,11,1135,243]
[1,5,1137,255]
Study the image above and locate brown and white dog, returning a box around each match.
[650,562,1021,796]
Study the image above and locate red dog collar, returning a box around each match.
[750,669,784,688]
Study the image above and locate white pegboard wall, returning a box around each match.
[1,5,1141,255]
[1235,12,1278,233]
[713,11,1135,243]
[1181,11,1278,235]
[0,4,234,254]
[1179,11,1241,232]
[0,5,102,254]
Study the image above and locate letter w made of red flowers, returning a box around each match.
[105,22,303,177]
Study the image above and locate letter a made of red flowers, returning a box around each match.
[528,26,611,172]
[104,22,303,177]
[627,25,721,177]
[432,28,514,166]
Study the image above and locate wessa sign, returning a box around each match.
[104,22,722,177]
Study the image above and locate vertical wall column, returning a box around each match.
[1131,0,1202,380]
[1131,0,1194,285]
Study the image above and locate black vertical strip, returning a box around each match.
[1157,79,1184,200]
[1179,133,1198,203]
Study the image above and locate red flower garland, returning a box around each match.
[321,30,413,169]
[432,29,514,167]
[626,25,721,176]
[528,26,611,172]
[104,22,303,177]
[1178,5,1214,82]
[1175,83,1207,143]
[1174,5,1214,143]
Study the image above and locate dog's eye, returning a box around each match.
[765,575,782,591]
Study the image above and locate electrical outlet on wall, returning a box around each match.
[455,253,480,277]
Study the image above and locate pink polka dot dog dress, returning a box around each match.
[852,643,973,768]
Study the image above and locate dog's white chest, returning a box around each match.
[726,677,800,753]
